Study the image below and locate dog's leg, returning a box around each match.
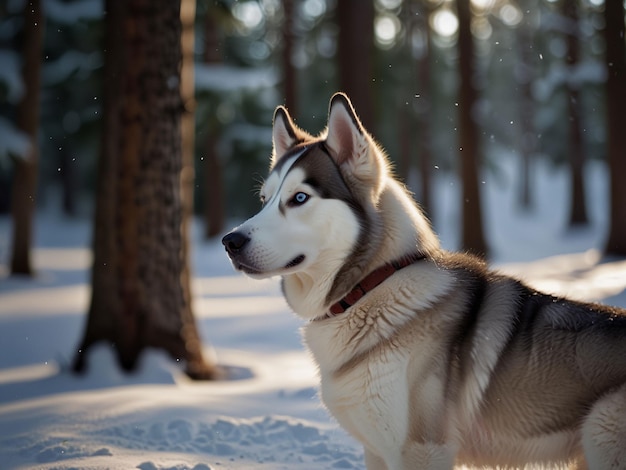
[364,448,387,470]
[568,457,589,470]
[581,383,626,469]
[399,441,456,470]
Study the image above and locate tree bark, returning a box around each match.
[10,0,43,276]
[74,0,217,379]
[604,0,626,256]
[456,0,488,257]
[76,0,124,365]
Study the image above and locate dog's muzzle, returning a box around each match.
[222,231,250,256]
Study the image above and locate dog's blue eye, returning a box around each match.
[291,192,309,206]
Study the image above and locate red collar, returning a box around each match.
[327,253,426,317]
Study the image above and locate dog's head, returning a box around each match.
[222,93,390,282]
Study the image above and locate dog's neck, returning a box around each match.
[281,178,440,321]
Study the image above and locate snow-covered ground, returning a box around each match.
[1,156,625,470]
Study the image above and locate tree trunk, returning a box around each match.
[456,0,488,257]
[179,0,211,378]
[336,0,374,130]
[397,105,411,182]
[60,144,77,216]
[76,0,124,367]
[413,1,433,218]
[282,0,297,115]
[567,88,587,226]
[74,0,218,379]
[564,0,587,227]
[604,0,626,256]
[204,130,224,238]
[203,8,225,239]
[516,5,537,211]
[10,0,43,276]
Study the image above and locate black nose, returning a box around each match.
[222,231,250,255]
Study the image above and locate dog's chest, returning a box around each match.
[303,307,444,459]
[319,347,413,459]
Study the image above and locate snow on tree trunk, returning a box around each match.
[74,0,218,380]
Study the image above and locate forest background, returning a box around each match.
[1,0,624,239]
[1,0,625,376]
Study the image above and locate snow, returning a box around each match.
[195,64,278,93]
[0,49,24,104]
[43,50,103,86]
[0,116,31,161]
[0,215,361,470]
[1,154,626,470]
[45,0,103,24]
[533,60,606,100]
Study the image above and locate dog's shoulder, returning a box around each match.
[431,250,503,284]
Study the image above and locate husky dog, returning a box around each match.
[222,93,626,469]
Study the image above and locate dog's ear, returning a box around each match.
[325,93,367,166]
[272,106,301,167]
[325,93,387,198]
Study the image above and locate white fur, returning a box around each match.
[232,157,361,320]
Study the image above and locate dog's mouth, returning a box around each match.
[232,259,262,276]
[232,254,305,276]
[285,254,305,269]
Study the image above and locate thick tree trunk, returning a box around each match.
[75,0,124,368]
[604,0,626,256]
[74,0,217,379]
[10,0,43,276]
[456,0,488,257]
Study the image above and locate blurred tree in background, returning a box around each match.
[604,0,626,256]
[563,0,588,227]
[9,0,42,276]
[457,0,488,256]
[337,0,375,129]
[0,0,624,255]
